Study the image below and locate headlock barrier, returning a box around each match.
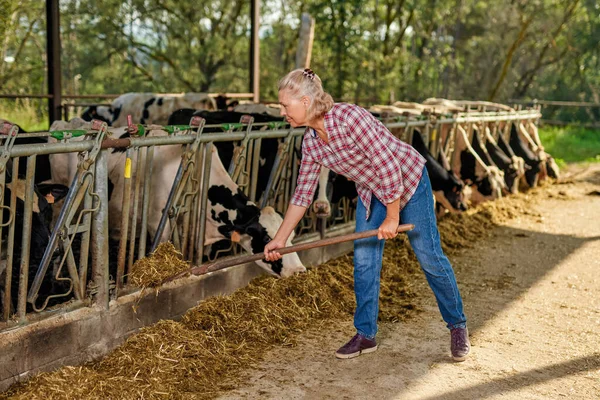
[0,107,542,330]
[0,105,543,390]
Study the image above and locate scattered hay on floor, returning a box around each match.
[2,241,421,400]
[1,182,564,400]
[129,242,190,288]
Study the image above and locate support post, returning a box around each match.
[249,0,260,102]
[91,149,109,309]
[46,0,62,124]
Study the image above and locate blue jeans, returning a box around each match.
[354,169,467,338]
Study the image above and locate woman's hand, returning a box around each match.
[264,238,286,262]
[378,217,399,240]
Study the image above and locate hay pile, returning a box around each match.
[129,242,190,288]
[1,188,545,400]
[2,247,420,399]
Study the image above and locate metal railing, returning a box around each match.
[510,99,600,128]
[0,108,542,331]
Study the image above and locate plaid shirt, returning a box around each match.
[291,103,426,219]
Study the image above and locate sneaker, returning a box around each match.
[335,333,378,359]
[451,327,470,361]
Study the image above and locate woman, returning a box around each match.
[264,68,470,361]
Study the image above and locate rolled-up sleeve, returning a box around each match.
[345,107,404,204]
[290,148,321,208]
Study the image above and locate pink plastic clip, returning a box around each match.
[1,122,11,135]
[91,119,104,130]
[126,114,138,135]
[190,116,203,127]
[240,115,253,124]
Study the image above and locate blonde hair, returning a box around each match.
[278,68,334,120]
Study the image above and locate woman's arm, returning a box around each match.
[378,197,400,240]
[264,204,307,261]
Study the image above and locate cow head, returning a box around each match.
[242,207,305,278]
[546,156,560,179]
[444,172,468,211]
[0,179,69,313]
[207,185,305,278]
[312,168,334,218]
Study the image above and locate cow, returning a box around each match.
[311,167,358,220]
[0,171,69,315]
[167,109,285,203]
[521,121,560,181]
[411,129,467,215]
[483,126,525,194]
[232,103,282,118]
[505,124,542,188]
[81,92,217,127]
[452,124,505,205]
[48,119,306,278]
[469,128,511,196]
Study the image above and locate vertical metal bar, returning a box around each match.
[196,143,213,263]
[0,165,6,320]
[78,163,93,296]
[249,0,260,103]
[127,148,143,273]
[46,0,62,124]
[116,148,133,291]
[17,156,37,320]
[150,161,185,253]
[180,185,192,259]
[249,138,261,202]
[1,160,16,321]
[91,149,109,309]
[189,143,206,265]
[63,242,82,300]
[138,146,154,258]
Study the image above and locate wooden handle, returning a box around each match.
[162,223,414,284]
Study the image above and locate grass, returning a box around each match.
[538,125,600,166]
[0,99,49,131]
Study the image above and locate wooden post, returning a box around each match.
[295,13,315,69]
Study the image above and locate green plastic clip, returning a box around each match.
[50,129,88,140]
[163,125,192,135]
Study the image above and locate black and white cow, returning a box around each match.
[520,121,560,181]
[167,109,285,203]
[506,124,542,188]
[482,126,525,194]
[49,119,305,278]
[411,129,467,214]
[452,125,505,205]
[0,172,69,314]
[81,92,217,127]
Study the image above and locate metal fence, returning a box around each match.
[510,100,600,128]
[0,109,541,331]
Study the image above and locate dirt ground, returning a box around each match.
[218,164,600,400]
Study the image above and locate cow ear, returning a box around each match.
[36,184,69,203]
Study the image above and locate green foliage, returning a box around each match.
[0,0,597,122]
[538,125,600,164]
[0,99,49,131]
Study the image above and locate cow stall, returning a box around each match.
[0,108,544,390]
